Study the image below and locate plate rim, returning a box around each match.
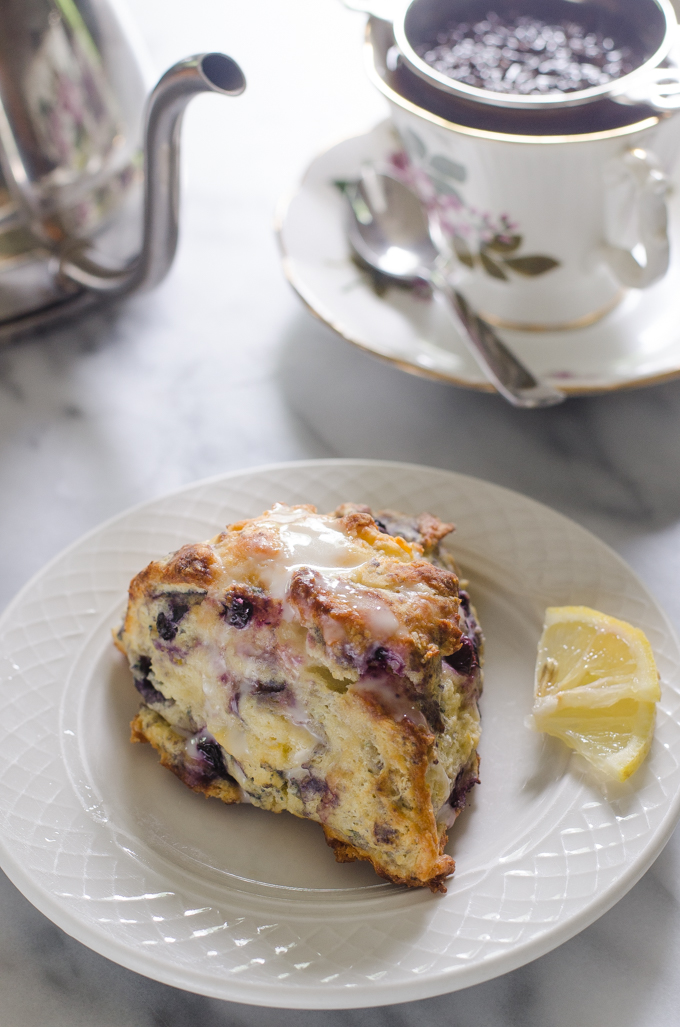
[276,123,680,398]
[1,457,680,1008]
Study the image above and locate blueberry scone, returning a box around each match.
[116,503,483,892]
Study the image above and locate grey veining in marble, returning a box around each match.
[2,0,680,1024]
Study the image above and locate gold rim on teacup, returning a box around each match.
[366,19,663,144]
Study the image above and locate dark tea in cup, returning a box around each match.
[416,6,645,96]
[395,0,675,110]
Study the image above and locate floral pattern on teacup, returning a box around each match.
[392,128,560,281]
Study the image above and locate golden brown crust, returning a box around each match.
[322,828,454,894]
[288,560,462,678]
[159,543,220,586]
[337,504,455,554]
[416,512,455,551]
[127,542,218,603]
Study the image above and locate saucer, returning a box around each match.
[277,120,680,395]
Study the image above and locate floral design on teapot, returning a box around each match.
[393,127,560,281]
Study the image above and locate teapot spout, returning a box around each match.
[60,52,245,295]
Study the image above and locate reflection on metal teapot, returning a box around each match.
[0,0,245,340]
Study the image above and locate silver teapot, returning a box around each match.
[0,0,245,341]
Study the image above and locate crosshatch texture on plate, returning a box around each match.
[0,459,679,1009]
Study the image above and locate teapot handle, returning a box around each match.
[603,148,670,290]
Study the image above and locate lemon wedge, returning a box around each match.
[528,606,660,782]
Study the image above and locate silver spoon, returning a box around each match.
[342,169,565,408]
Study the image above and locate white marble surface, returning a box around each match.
[3,0,680,1023]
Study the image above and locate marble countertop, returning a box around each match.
[3,1,680,1024]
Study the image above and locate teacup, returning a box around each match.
[364,11,680,330]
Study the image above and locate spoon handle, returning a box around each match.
[433,277,566,408]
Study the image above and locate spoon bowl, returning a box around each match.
[343,170,566,408]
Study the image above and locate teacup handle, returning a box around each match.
[604,148,670,289]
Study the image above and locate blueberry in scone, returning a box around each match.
[116,503,483,892]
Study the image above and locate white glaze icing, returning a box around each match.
[201,663,229,721]
[184,734,205,762]
[427,760,453,815]
[436,800,459,829]
[258,505,371,600]
[285,740,318,770]
[427,760,450,792]
[213,718,249,759]
[325,577,400,639]
[253,506,404,651]
[350,674,428,729]
[238,677,327,747]
[284,698,327,745]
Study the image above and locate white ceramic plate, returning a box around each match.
[278,121,680,395]
[1,459,680,1009]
